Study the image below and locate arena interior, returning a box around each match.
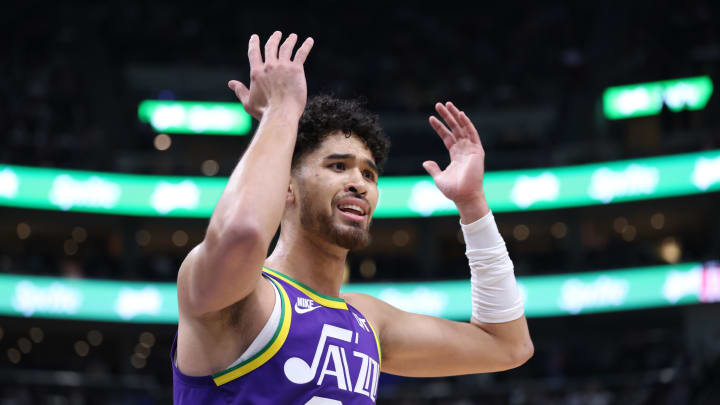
[1,2,720,404]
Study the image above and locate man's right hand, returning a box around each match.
[228,31,314,121]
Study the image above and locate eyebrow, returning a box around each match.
[324,153,379,175]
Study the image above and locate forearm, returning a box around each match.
[178,32,314,316]
[180,107,301,315]
[470,316,533,367]
[208,105,301,244]
[461,207,531,360]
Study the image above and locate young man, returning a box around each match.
[172,31,533,404]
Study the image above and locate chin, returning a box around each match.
[300,205,372,250]
[329,222,371,250]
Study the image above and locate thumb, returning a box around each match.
[422,160,442,179]
[228,80,249,102]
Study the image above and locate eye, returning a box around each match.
[363,170,376,181]
[329,162,345,171]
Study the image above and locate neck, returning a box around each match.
[265,224,348,298]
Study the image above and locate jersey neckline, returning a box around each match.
[262,267,348,310]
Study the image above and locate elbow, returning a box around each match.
[224,222,265,245]
[508,338,534,369]
[206,217,266,249]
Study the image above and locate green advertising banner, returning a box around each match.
[1,262,717,323]
[346,262,718,319]
[603,76,714,120]
[137,100,252,135]
[1,150,719,218]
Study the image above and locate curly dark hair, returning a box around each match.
[292,95,390,172]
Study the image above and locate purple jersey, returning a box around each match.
[171,268,382,404]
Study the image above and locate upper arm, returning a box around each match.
[345,293,533,377]
[177,224,268,318]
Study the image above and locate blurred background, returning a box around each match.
[1,1,720,404]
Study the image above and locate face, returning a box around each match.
[292,132,380,250]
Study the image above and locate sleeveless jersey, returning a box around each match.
[171,268,382,404]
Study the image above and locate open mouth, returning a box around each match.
[337,203,367,222]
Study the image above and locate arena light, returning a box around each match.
[603,76,713,119]
[137,100,252,135]
[1,149,719,217]
[0,262,716,323]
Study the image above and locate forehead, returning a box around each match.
[307,131,375,163]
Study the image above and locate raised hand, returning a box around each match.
[424,102,488,217]
[228,31,314,121]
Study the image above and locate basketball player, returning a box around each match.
[172,32,533,404]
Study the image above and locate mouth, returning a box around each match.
[336,202,368,223]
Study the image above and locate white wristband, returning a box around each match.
[461,211,524,323]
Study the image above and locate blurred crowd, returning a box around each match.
[0,306,718,404]
[1,1,720,174]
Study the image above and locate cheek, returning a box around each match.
[307,181,336,209]
[369,190,380,211]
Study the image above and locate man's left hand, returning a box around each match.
[424,102,489,221]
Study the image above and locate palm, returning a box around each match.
[424,102,486,204]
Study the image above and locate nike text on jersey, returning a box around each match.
[295,297,321,314]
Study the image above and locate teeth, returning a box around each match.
[338,204,365,215]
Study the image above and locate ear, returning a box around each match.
[286,182,296,205]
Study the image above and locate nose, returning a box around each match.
[345,183,366,195]
[345,170,367,195]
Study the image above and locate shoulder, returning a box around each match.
[342,291,401,311]
[342,292,403,335]
[342,292,378,310]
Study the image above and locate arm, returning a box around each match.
[352,102,532,376]
[177,32,314,317]
[346,294,532,376]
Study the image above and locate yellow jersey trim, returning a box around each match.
[263,267,348,310]
[212,277,292,386]
[366,317,382,369]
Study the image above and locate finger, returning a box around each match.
[429,115,456,151]
[446,102,470,140]
[264,30,282,62]
[422,161,443,179]
[278,33,298,61]
[293,37,314,64]
[459,111,483,145]
[247,34,263,70]
[228,80,249,102]
[435,102,460,133]
[445,102,464,126]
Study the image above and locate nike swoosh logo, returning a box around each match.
[294,302,321,314]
